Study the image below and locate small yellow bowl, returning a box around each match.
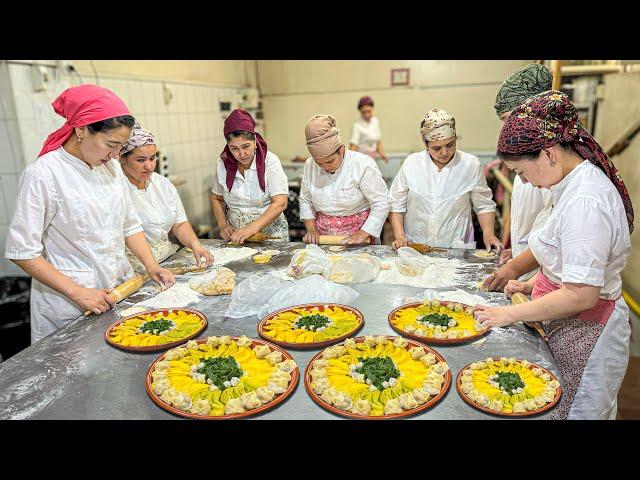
[253,253,272,264]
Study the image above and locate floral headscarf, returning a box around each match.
[420,108,456,145]
[494,63,553,116]
[498,90,634,233]
[120,123,156,156]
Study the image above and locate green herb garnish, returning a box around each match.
[294,314,331,331]
[355,357,400,391]
[417,313,453,328]
[140,319,174,334]
[494,371,525,395]
[197,357,244,390]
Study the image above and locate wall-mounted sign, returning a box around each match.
[391,68,410,86]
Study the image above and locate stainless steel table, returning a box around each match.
[0,240,558,419]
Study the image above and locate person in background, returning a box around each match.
[4,85,175,343]
[119,123,213,271]
[210,109,289,244]
[389,108,501,251]
[483,63,554,290]
[300,114,390,245]
[474,91,633,419]
[349,96,388,162]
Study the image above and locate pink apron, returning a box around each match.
[315,209,375,244]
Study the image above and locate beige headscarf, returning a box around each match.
[420,108,456,144]
[305,114,343,158]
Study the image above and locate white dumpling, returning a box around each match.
[420,353,436,367]
[489,399,503,412]
[534,396,547,408]
[322,347,339,359]
[310,368,327,381]
[313,359,329,369]
[393,337,408,348]
[351,399,372,416]
[224,397,246,414]
[532,368,544,377]
[461,383,474,395]
[398,392,419,410]
[240,391,262,410]
[256,386,276,404]
[237,335,252,348]
[412,389,429,405]
[155,360,170,371]
[426,371,445,384]
[320,387,339,406]
[163,349,179,361]
[363,336,377,347]
[153,378,171,395]
[383,398,403,415]
[423,382,441,396]
[434,331,446,339]
[219,335,232,345]
[409,346,426,360]
[205,336,220,347]
[513,401,526,413]
[540,373,551,382]
[172,391,193,411]
[375,335,387,345]
[331,345,346,357]
[265,351,283,366]
[268,378,289,394]
[403,325,416,334]
[186,340,199,350]
[462,369,473,378]
[548,380,560,390]
[190,399,211,415]
[253,345,271,359]
[476,394,490,407]
[276,359,297,372]
[520,359,531,368]
[333,392,353,411]
[414,328,425,337]
[313,377,331,395]
[344,338,357,349]
[432,361,449,375]
[484,357,495,365]
[271,369,291,383]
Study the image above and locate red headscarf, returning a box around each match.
[220,109,268,192]
[38,84,130,157]
[498,90,634,233]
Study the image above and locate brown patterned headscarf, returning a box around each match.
[420,108,456,145]
[120,123,155,156]
[498,90,634,233]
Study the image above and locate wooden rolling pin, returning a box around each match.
[511,292,547,341]
[408,242,447,254]
[227,232,282,245]
[318,235,348,245]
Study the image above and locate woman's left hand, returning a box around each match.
[483,233,503,253]
[473,304,516,328]
[342,230,371,245]
[147,264,176,291]
[192,243,213,268]
[230,226,258,245]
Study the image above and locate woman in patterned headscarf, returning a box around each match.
[389,108,501,250]
[474,91,633,420]
[119,123,213,270]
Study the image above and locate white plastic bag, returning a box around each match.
[188,267,236,295]
[225,273,291,319]
[287,244,331,279]
[324,252,381,284]
[396,247,431,276]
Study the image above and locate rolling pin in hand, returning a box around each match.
[84,273,149,316]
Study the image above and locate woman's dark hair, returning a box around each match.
[226,130,256,142]
[86,115,136,133]
[498,142,575,162]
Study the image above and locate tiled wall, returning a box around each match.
[0,61,247,277]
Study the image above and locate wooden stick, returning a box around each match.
[84,273,149,317]
[317,235,348,245]
[511,292,547,341]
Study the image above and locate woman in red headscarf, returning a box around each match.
[4,84,175,343]
[349,96,388,163]
[473,91,633,419]
[210,109,289,244]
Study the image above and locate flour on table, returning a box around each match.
[118,306,148,317]
[375,256,467,289]
[206,247,259,266]
[139,282,203,309]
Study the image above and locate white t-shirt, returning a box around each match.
[299,149,390,237]
[122,169,188,243]
[528,160,631,300]
[389,150,496,248]
[350,116,381,154]
[511,175,553,258]
[211,151,289,215]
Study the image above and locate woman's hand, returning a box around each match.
[192,242,213,268]
[343,230,370,245]
[481,262,518,291]
[303,230,319,244]
[392,234,408,250]
[70,286,116,315]
[230,225,259,245]
[473,305,517,328]
[147,264,176,291]
[504,279,533,298]
[483,233,503,253]
[219,224,236,241]
[498,248,512,266]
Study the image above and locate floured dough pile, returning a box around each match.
[207,246,258,266]
[473,250,496,258]
[189,267,236,296]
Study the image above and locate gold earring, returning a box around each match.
[77,137,83,143]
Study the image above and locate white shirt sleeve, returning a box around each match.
[559,197,613,287]
[358,163,391,237]
[266,154,289,197]
[349,123,360,146]
[170,183,189,225]
[120,173,144,238]
[470,164,496,215]
[211,159,226,196]
[4,165,57,260]
[389,163,409,213]
[299,160,316,220]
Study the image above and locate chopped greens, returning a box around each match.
[417,313,454,329]
[139,319,174,335]
[493,371,525,395]
[197,357,244,390]
[355,357,400,391]
[294,314,331,331]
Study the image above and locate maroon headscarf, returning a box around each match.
[498,90,634,233]
[357,96,374,110]
[220,109,267,192]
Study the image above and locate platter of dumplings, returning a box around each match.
[388,300,489,344]
[146,336,299,419]
[305,335,450,419]
[456,357,562,416]
[105,308,207,352]
[258,303,364,349]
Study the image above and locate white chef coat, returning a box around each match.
[211,151,289,215]
[4,147,143,343]
[528,160,631,420]
[120,166,188,243]
[350,116,381,154]
[389,150,496,248]
[299,149,390,238]
[511,175,553,258]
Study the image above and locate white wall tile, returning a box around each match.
[127,81,145,115]
[0,120,20,174]
[8,65,32,94]
[0,173,19,223]
[141,82,157,115]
